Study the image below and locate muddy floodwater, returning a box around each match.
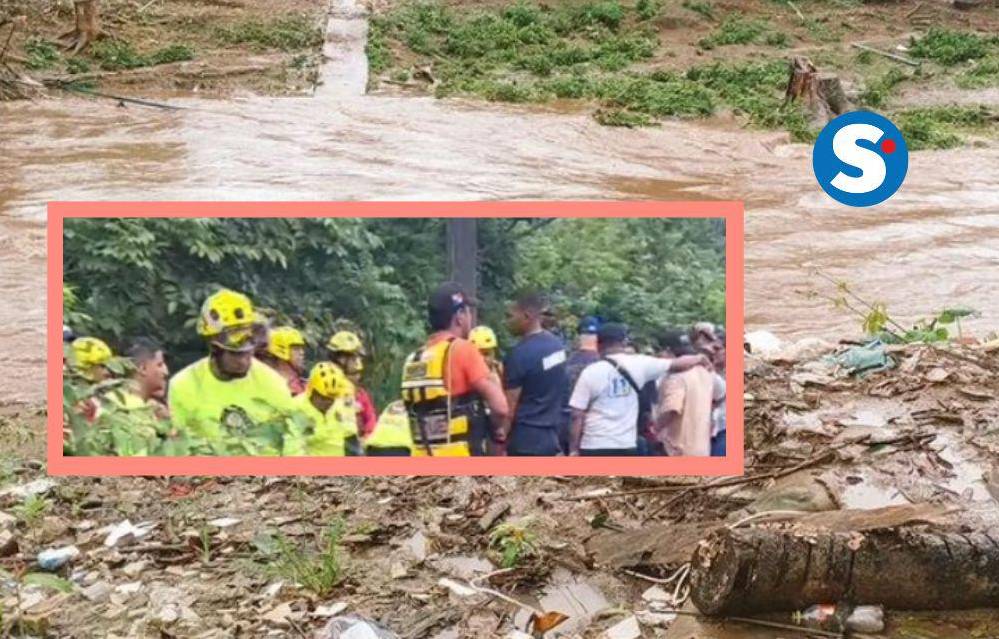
[2,87,999,402]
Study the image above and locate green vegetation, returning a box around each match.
[215,14,323,52]
[265,521,346,595]
[14,494,51,527]
[489,519,539,568]
[910,28,998,66]
[90,40,194,71]
[63,218,726,407]
[24,38,60,70]
[956,54,999,89]
[896,105,995,150]
[859,67,907,109]
[698,15,768,49]
[682,0,715,21]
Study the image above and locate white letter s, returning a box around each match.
[830,123,886,194]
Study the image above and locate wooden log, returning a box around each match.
[689,527,999,615]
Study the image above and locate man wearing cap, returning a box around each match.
[168,289,297,443]
[559,315,602,453]
[567,323,708,456]
[500,291,569,456]
[401,282,509,456]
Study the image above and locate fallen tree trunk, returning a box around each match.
[690,527,999,615]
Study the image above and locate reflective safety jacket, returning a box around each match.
[285,393,358,456]
[364,400,414,453]
[401,337,484,456]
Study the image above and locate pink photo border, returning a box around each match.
[48,201,744,477]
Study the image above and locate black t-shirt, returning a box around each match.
[503,331,568,436]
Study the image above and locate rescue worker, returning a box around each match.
[68,337,114,423]
[123,337,170,420]
[363,400,414,456]
[326,330,377,438]
[401,282,509,456]
[168,289,297,442]
[265,326,308,395]
[285,362,359,456]
[469,324,504,455]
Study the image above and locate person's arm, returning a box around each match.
[568,407,586,456]
[501,387,521,440]
[668,353,710,373]
[655,376,685,442]
[471,375,510,432]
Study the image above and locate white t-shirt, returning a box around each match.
[568,354,672,450]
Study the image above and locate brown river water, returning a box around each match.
[1,0,998,404]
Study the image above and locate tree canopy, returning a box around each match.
[64,217,725,405]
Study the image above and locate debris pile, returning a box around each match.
[1,334,997,637]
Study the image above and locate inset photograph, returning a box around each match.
[53,203,742,473]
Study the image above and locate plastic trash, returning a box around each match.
[37,545,80,571]
[845,605,885,633]
[793,604,885,633]
[828,339,894,376]
[315,615,399,639]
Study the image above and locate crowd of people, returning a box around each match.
[64,282,727,457]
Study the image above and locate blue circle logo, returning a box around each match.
[812,111,908,207]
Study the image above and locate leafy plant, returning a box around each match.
[698,15,768,49]
[24,38,60,70]
[14,494,51,527]
[489,519,539,568]
[215,14,323,52]
[266,520,346,595]
[910,28,997,66]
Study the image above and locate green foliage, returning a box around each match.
[682,0,715,21]
[594,107,652,126]
[89,40,194,71]
[21,573,75,593]
[895,105,993,151]
[24,38,60,70]
[956,54,999,89]
[265,521,346,595]
[859,67,907,108]
[215,14,323,52]
[66,57,92,74]
[14,494,50,527]
[488,519,539,568]
[635,0,661,21]
[910,28,997,66]
[698,15,768,49]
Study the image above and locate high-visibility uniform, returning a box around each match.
[285,393,358,456]
[364,400,413,456]
[401,337,486,457]
[168,357,296,442]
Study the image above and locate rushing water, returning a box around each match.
[1,0,998,403]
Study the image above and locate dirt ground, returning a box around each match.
[1,0,329,97]
[2,339,997,638]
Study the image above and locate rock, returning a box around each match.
[103,520,156,547]
[122,560,148,578]
[207,517,241,528]
[0,529,17,557]
[0,510,16,530]
[314,602,349,617]
[478,503,510,531]
[263,602,294,626]
[390,561,407,579]
[1,478,57,500]
[82,580,112,603]
[604,615,641,639]
[636,610,678,627]
[401,530,428,562]
[431,555,494,581]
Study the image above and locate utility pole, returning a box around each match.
[446,219,478,316]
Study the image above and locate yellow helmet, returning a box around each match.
[268,326,306,362]
[71,337,113,369]
[307,362,354,400]
[326,330,365,355]
[469,325,498,351]
[197,289,255,337]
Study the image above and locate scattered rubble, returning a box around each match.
[1,336,997,637]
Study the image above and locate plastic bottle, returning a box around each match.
[793,604,886,633]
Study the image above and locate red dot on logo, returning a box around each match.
[881,139,896,154]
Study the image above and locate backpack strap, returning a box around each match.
[602,356,642,396]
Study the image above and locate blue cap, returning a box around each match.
[578,315,601,335]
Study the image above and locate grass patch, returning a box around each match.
[682,0,715,21]
[24,38,60,71]
[14,494,51,527]
[90,40,194,71]
[896,105,994,150]
[859,67,907,108]
[910,28,998,66]
[372,1,820,139]
[265,521,346,596]
[215,14,323,52]
[698,14,767,49]
[956,53,999,89]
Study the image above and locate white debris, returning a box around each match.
[744,330,782,357]
[603,615,641,639]
[437,578,477,597]
[314,602,349,617]
[103,520,156,547]
[207,517,241,528]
